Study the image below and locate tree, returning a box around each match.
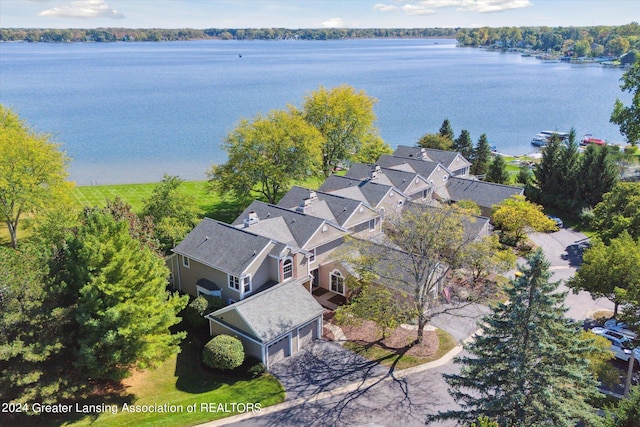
[485,155,509,184]
[141,174,202,251]
[453,129,474,159]
[568,232,640,316]
[611,58,640,145]
[59,208,188,381]
[463,234,516,285]
[491,195,557,246]
[346,204,497,344]
[530,134,565,207]
[470,134,491,176]
[432,249,600,426]
[516,163,532,186]
[416,133,453,151]
[0,105,72,248]
[591,182,640,243]
[351,133,392,164]
[600,386,640,427]
[438,118,455,141]
[0,244,77,404]
[302,85,381,177]
[573,144,619,209]
[203,335,245,370]
[208,108,323,204]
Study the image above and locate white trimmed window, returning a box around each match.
[368,218,376,232]
[330,270,345,295]
[228,275,240,290]
[242,276,251,293]
[283,258,293,280]
[182,255,190,268]
[309,248,316,264]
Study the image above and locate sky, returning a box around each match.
[0,0,638,29]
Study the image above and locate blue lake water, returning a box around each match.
[0,39,631,185]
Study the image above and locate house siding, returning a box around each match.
[175,257,233,299]
[209,320,263,361]
[314,237,344,265]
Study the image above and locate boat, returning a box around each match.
[581,134,606,146]
[531,130,569,147]
[531,134,548,147]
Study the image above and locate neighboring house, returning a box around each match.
[393,145,471,177]
[345,163,433,202]
[376,154,452,200]
[446,176,524,217]
[206,278,324,368]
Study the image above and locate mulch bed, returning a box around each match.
[325,316,439,358]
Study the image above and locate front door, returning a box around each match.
[311,269,319,287]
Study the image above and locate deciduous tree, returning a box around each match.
[416,133,453,151]
[491,195,556,246]
[0,105,72,248]
[432,249,600,426]
[611,58,640,145]
[568,232,640,316]
[591,182,640,243]
[351,133,392,164]
[208,108,323,204]
[302,85,381,177]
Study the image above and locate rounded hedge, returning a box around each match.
[203,335,244,370]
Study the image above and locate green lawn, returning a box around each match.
[344,328,456,371]
[52,333,285,427]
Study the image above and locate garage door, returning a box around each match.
[298,320,317,349]
[267,335,290,366]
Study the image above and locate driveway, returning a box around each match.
[268,339,388,401]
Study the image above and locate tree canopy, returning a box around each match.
[491,195,556,245]
[591,182,640,243]
[438,118,455,141]
[453,129,474,160]
[470,134,492,176]
[416,133,453,151]
[611,58,640,145]
[302,85,381,177]
[433,249,600,426]
[0,105,72,248]
[208,108,323,204]
[485,155,509,184]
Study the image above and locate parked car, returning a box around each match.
[604,319,638,339]
[591,327,640,367]
[547,215,563,229]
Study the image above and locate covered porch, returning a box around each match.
[311,286,347,311]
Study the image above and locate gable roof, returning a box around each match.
[344,162,429,194]
[233,200,345,248]
[173,218,273,277]
[393,145,471,170]
[207,278,324,343]
[277,186,377,228]
[447,177,524,209]
[319,175,405,208]
[377,154,447,181]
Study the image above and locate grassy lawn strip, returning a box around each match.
[61,334,285,427]
[344,328,456,371]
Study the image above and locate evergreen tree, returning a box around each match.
[516,163,532,186]
[531,135,564,206]
[573,144,619,209]
[471,134,492,176]
[438,118,455,141]
[60,209,188,381]
[432,249,600,426]
[485,155,509,184]
[558,129,580,210]
[453,129,474,159]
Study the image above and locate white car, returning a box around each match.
[603,319,637,339]
[591,327,640,366]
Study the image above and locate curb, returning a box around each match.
[198,328,479,427]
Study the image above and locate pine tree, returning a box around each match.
[558,129,580,210]
[485,155,509,184]
[573,144,619,209]
[531,135,564,206]
[453,129,474,159]
[471,134,492,176]
[432,249,600,426]
[438,118,455,141]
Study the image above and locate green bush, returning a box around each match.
[246,357,267,377]
[184,295,224,330]
[203,335,245,370]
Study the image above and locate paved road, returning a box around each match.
[205,228,614,427]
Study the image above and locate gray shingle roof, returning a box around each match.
[233,200,341,248]
[173,218,273,276]
[209,278,324,343]
[393,146,471,170]
[447,177,524,209]
[377,154,444,180]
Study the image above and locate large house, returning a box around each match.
[168,146,523,367]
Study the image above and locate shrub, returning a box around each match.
[203,335,244,370]
[246,357,267,377]
[183,295,224,330]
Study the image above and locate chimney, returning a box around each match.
[371,165,380,180]
[243,211,259,227]
[420,148,428,160]
[308,190,317,200]
[296,198,313,213]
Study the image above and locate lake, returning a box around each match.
[0,39,631,185]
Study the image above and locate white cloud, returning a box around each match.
[373,3,398,12]
[38,0,124,19]
[377,0,531,15]
[322,17,345,28]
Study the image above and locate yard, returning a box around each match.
[27,333,286,427]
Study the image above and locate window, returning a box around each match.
[228,275,240,290]
[397,200,404,208]
[309,248,316,264]
[182,256,190,268]
[330,270,345,295]
[283,258,293,281]
[368,218,376,232]
[243,276,251,293]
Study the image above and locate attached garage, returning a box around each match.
[267,335,291,366]
[206,278,325,369]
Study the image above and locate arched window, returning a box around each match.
[282,258,293,281]
[330,270,345,295]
